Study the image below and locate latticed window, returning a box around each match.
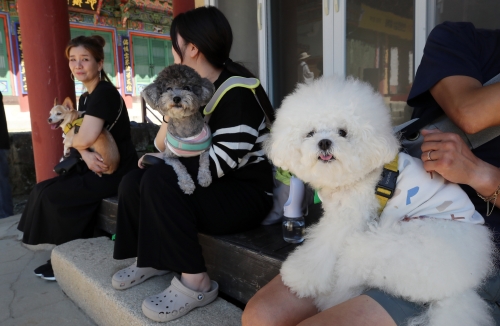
[0,20,11,95]
[131,36,173,95]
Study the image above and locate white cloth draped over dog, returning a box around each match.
[379,152,484,227]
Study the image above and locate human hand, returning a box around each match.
[420,129,480,185]
[81,150,108,177]
[419,129,500,200]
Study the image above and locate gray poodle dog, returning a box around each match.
[141,64,215,194]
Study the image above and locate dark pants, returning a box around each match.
[0,149,13,218]
[113,164,272,273]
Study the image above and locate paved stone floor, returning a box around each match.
[0,214,96,326]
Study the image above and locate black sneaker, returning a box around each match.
[34,260,51,277]
[34,260,56,281]
[41,265,56,281]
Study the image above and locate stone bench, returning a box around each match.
[96,197,321,304]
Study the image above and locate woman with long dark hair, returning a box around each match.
[112,6,274,322]
[18,35,137,281]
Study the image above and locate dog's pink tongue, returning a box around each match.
[50,124,58,130]
[320,154,333,161]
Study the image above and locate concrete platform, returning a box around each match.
[0,214,96,326]
[51,236,242,326]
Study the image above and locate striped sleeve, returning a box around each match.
[207,86,269,178]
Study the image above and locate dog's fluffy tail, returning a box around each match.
[406,289,494,326]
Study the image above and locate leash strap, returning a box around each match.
[72,92,123,133]
[375,155,399,216]
[107,95,124,132]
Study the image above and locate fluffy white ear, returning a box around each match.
[363,126,400,168]
[141,83,160,110]
[264,130,292,171]
[199,78,215,106]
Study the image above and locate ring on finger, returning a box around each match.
[427,150,434,161]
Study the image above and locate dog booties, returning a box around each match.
[166,123,212,157]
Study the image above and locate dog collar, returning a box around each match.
[375,155,399,216]
[63,117,84,135]
[166,124,212,157]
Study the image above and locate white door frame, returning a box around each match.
[257,0,269,94]
[331,0,346,78]
[204,0,217,6]
[414,0,428,75]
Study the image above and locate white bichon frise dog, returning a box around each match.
[264,76,496,326]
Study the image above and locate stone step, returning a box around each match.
[51,237,242,326]
[95,198,323,304]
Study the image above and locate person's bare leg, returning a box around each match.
[242,274,318,326]
[181,272,211,292]
[297,295,396,326]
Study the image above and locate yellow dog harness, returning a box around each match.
[63,117,84,135]
[375,155,399,215]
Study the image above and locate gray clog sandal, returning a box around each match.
[142,276,218,322]
[112,260,169,290]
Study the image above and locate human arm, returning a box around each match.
[72,84,123,174]
[72,115,105,150]
[408,22,500,132]
[430,76,500,134]
[202,86,268,179]
[154,116,169,152]
[71,115,108,174]
[420,129,500,210]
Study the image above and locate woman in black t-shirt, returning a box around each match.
[18,35,137,281]
[111,6,275,323]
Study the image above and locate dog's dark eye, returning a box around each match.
[57,112,62,115]
[338,129,347,137]
[306,130,315,138]
[166,87,172,91]
[183,86,191,91]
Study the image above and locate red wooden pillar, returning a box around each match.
[173,0,195,16]
[17,0,75,182]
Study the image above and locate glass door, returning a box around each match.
[268,0,324,108]
[434,0,500,29]
[345,0,415,125]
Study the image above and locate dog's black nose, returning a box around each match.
[173,96,181,104]
[48,118,52,123]
[318,139,332,151]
